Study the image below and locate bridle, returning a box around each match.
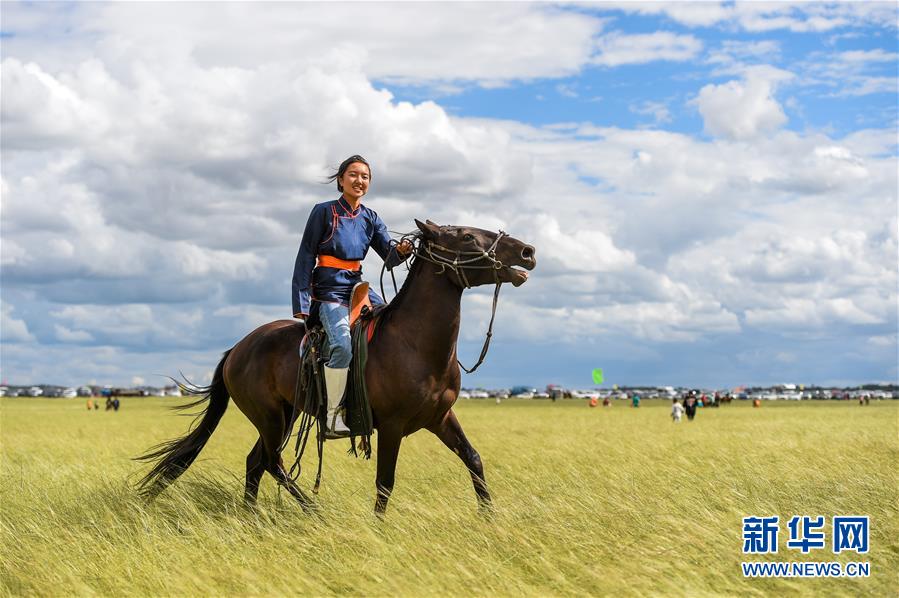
[416,230,509,289]
[381,229,510,374]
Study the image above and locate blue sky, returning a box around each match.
[384,11,897,135]
[1,2,897,390]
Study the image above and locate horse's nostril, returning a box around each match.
[521,245,535,260]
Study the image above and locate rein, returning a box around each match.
[381,230,508,374]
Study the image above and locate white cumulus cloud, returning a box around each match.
[593,31,703,67]
[694,66,794,140]
[1,302,35,343]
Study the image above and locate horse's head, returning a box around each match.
[413,219,536,288]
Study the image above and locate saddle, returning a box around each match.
[297,283,383,450]
[300,282,379,346]
[349,281,373,329]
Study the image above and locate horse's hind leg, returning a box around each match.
[429,409,492,511]
[244,438,265,506]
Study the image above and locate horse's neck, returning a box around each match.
[387,259,462,361]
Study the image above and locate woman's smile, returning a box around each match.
[340,163,370,204]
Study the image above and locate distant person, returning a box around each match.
[631,394,640,408]
[685,395,697,421]
[602,397,611,407]
[106,397,113,411]
[86,398,94,410]
[671,399,684,423]
[113,398,121,411]
[589,397,598,408]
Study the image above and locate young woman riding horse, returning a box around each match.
[291,155,412,438]
[136,165,536,516]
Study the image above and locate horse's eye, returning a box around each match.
[463,234,474,241]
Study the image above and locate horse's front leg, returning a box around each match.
[429,409,491,510]
[374,424,403,517]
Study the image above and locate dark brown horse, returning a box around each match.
[137,219,536,515]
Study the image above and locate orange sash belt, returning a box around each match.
[317,255,361,271]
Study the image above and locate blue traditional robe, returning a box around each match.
[292,196,404,318]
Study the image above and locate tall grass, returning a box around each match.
[1,397,896,596]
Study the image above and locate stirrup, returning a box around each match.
[324,412,351,440]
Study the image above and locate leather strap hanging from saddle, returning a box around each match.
[344,292,390,458]
[344,316,373,458]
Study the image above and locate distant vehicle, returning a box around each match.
[458,390,471,399]
[62,388,78,398]
[534,392,549,399]
[470,390,489,399]
[27,386,43,397]
[512,391,534,399]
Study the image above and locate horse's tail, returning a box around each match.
[135,349,232,498]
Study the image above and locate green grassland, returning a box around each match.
[1,397,897,596]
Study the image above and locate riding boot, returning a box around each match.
[324,366,351,439]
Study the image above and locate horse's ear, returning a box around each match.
[415,218,440,239]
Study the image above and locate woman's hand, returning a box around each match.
[396,240,414,257]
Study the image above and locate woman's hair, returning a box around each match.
[326,154,372,192]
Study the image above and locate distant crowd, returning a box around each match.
[85,395,121,411]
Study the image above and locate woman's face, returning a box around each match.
[339,162,370,203]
